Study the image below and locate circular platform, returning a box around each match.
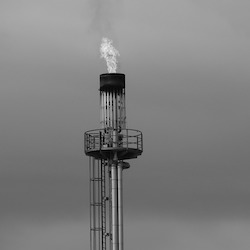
[84,129,143,160]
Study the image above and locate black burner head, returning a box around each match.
[100,73,125,91]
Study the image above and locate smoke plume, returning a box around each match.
[100,37,120,73]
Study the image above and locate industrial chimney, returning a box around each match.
[84,73,143,250]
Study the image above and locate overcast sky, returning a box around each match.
[1,0,250,249]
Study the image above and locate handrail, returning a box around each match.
[84,128,143,153]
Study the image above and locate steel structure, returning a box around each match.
[84,73,143,250]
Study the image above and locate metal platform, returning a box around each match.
[84,129,143,160]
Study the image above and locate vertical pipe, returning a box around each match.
[110,91,113,128]
[110,91,112,129]
[106,91,108,128]
[113,90,115,129]
[106,91,107,128]
[89,157,92,250]
[101,92,104,129]
[114,90,117,130]
[100,160,103,250]
[111,91,113,128]
[103,92,106,128]
[111,153,118,250]
[105,92,108,128]
[114,90,117,129]
[117,163,123,250]
[123,89,126,129]
[119,92,122,129]
[108,162,112,250]
[108,91,110,128]
[100,92,103,128]
[92,158,96,250]
[98,160,101,250]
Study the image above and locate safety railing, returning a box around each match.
[84,129,143,154]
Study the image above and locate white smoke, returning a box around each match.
[100,37,120,73]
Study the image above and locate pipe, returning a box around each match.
[103,92,106,128]
[101,92,104,129]
[114,91,116,129]
[109,91,112,128]
[92,158,96,250]
[117,163,123,250]
[114,90,118,130]
[106,92,109,128]
[111,154,118,250]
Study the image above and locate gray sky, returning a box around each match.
[1,0,250,249]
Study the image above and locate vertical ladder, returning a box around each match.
[89,158,109,250]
